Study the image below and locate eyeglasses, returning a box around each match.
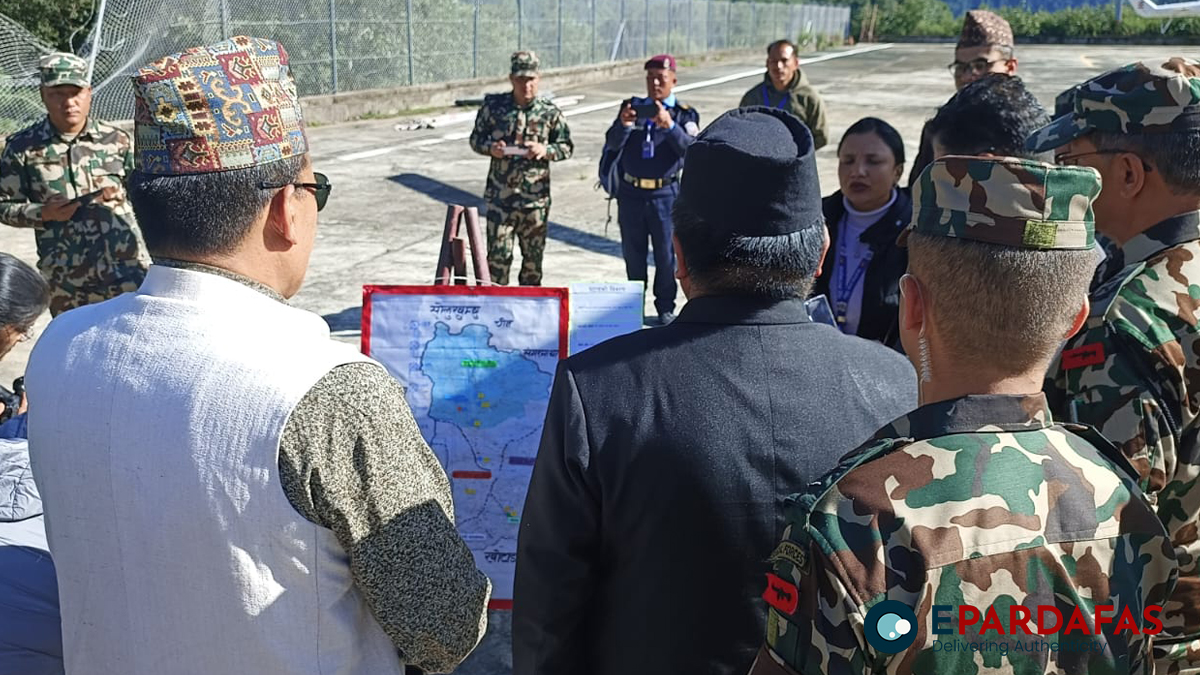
[1055,150,1153,172]
[948,58,1002,77]
[259,171,331,211]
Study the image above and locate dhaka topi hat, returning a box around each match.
[131,36,307,176]
[958,10,1014,49]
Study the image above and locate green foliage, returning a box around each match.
[875,0,957,36]
[0,0,94,51]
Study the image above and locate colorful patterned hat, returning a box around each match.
[511,51,539,77]
[957,10,1014,49]
[1027,57,1200,153]
[131,36,307,175]
[901,156,1099,250]
[39,53,89,88]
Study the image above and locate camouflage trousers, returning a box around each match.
[1157,639,1200,675]
[486,203,548,286]
[46,263,147,316]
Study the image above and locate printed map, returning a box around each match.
[363,287,566,604]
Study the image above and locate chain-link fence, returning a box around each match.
[0,0,849,131]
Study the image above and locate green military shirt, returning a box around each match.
[0,116,149,312]
[755,394,1176,675]
[468,93,573,209]
[1047,209,1200,669]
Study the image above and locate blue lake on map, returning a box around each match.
[421,322,552,429]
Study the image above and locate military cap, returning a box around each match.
[131,36,307,176]
[645,54,677,71]
[677,106,822,238]
[900,156,1099,250]
[511,51,539,77]
[1027,57,1200,153]
[1054,85,1077,118]
[957,10,1014,49]
[39,52,89,88]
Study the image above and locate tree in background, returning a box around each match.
[0,0,94,52]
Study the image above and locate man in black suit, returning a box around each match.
[512,107,917,675]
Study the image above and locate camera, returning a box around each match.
[0,376,24,424]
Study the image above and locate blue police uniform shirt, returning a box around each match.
[604,95,700,201]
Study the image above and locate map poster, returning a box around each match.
[360,285,568,608]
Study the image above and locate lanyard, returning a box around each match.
[833,232,872,329]
[761,83,789,110]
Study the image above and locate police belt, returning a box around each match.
[622,172,680,190]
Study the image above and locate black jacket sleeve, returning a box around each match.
[512,363,602,675]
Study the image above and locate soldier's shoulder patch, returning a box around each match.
[768,540,810,574]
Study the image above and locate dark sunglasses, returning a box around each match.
[259,171,331,211]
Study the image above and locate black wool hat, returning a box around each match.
[678,106,823,238]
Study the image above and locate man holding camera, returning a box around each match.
[0,53,149,316]
[604,54,699,325]
[469,50,573,286]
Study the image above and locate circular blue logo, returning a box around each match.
[864,600,919,654]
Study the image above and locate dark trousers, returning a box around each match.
[617,191,677,315]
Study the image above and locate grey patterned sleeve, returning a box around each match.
[278,362,491,673]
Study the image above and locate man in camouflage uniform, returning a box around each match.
[0,53,149,316]
[751,156,1177,675]
[1032,58,1200,674]
[469,51,572,286]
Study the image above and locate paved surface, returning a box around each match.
[0,41,1195,673]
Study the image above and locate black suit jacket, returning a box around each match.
[512,296,917,675]
[813,189,912,349]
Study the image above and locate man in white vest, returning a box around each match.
[25,36,491,675]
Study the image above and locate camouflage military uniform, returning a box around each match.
[0,53,148,316]
[752,157,1177,675]
[1030,58,1200,673]
[468,51,572,286]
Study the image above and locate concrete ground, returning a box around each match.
[0,41,1195,673]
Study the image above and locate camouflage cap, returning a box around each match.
[900,156,1099,250]
[131,36,307,176]
[39,52,89,88]
[957,10,1014,49]
[511,51,539,77]
[1028,57,1200,152]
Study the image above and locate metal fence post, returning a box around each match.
[406,0,415,85]
[643,0,649,56]
[704,0,710,50]
[591,0,597,62]
[518,0,524,49]
[473,0,479,78]
[328,0,338,94]
[687,0,693,52]
[558,0,564,66]
[219,0,229,40]
[667,0,672,53]
[751,3,757,47]
[727,1,732,49]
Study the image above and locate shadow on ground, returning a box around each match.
[390,173,623,259]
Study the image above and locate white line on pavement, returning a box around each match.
[336,43,894,163]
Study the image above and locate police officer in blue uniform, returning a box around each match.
[603,54,700,325]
